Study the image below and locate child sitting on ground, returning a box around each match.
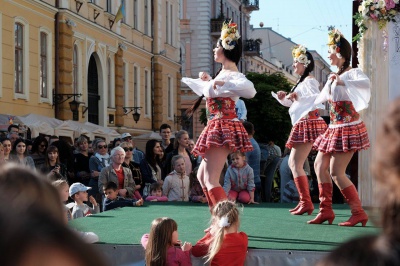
[162,155,190,201]
[69,182,100,219]
[145,183,168,202]
[189,167,207,203]
[223,151,257,204]
[192,200,248,265]
[141,217,192,265]
[103,181,144,211]
[52,179,99,243]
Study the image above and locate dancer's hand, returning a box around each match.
[276,91,287,100]
[286,92,298,101]
[199,72,212,81]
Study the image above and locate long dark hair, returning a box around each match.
[291,51,315,92]
[336,36,352,76]
[186,34,243,118]
[145,139,161,172]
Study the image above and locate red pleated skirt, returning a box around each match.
[286,118,328,149]
[192,119,253,157]
[313,120,370,153]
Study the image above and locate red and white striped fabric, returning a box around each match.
[286,117,328,149]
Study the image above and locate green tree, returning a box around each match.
[244,72,293,148]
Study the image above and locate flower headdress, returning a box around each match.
[291,45,311,67]
[220,21,240,51]
[327,28,343,59]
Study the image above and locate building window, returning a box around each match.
[144,0,149,35]
[73,45,78,94]
[144,70,150,116]
[106,0,111,12]
[107,58,112,108]
[170,4,173,45]
[166,2,169,44]
[121,0,125,23]
[133,66,139,107]
[133,0,138,30]
[123,62,129,106]
[15,23,24,94]
[39,32,48,98]
[168,76,173,118]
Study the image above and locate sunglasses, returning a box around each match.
[123,137,132,140]
[123,147,134,152]
[39,144,47,148]
[97,145,108,149]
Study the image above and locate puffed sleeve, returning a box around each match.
[343,68,370,112]
[181,77,209,96]
[314,79,332,106]
[206,73,256,99]
[271,91,292,107]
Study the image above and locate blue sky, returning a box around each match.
[249,0,353,61]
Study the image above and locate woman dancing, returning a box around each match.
[272,45,327,215]
[309,29,370,226]
[182,21,256,210]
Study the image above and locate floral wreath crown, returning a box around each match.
[327,28,343,59]
[220,20,241,51]
[291,45,311,67]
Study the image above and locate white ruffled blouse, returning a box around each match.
[272,77,324,125]
[314,68,370,112]
[181,71,256,102]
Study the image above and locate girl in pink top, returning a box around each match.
[141,217,192,266]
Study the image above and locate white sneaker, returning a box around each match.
[80,231,99,243]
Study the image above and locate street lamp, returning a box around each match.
[123,107,142,123]
[53,93,82,121]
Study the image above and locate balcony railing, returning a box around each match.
[242,0,259,11]
[244,39,261,55]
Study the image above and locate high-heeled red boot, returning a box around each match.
[308,183,335,224]
[291,176,314,215]
[338,185,368,227]
[203,187,214,211]
[208,187,227,206]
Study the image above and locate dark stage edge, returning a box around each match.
[70,202,380,266]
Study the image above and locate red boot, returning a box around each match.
[289,204,300,213]
[208,187,227,206]
[338,185,368,227]
[308,183,335,225]
[291,176,314,215]
[203,187,214,211]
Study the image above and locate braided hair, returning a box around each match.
[336,36,352,76]
[290,51,315,93]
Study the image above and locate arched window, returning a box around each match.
[15,23,24,94]
[73,45,79,94]
[40,32,48,98]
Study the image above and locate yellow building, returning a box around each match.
[0,0,181,137]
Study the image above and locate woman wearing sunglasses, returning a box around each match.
[89,138,110,203]
[120,141,143,199]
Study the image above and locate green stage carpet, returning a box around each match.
[70,202,380,252]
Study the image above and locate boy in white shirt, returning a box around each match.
[69,182,100,219]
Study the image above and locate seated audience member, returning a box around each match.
[89,138,110,203]
[223,151,257,204]
[159,123,174,161]
[140,139,164,197]
[145,183,168,202]
[69,182,99,219]
[0,143,6,164]
[103,182,143,211]
[10,139,35,169]
[282,178,300,203]
[74,136,92,185]
[52,179,99,244]
[120,141,143,199]
[30,136,48,169]
[41,145,68,181]
[163,130,196,179]
[189,167,207,203]
[98,146,137,199]
[1,138,12,162]
[162,155,190,202]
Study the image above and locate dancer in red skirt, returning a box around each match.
[308,29,370,226]
[182,21,256,210]
[272,45,327,215]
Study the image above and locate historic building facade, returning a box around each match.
[1,0,181,135]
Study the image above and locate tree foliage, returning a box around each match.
[244,72,293,148]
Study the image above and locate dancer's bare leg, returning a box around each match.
[329,151,354,189]
[202,146,231,190]
[314,152,331,184]
[288,143,313,177]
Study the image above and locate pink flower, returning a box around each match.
[370,13,378,20]
[385,0,396,10]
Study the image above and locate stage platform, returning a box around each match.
[70,202,380,266]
